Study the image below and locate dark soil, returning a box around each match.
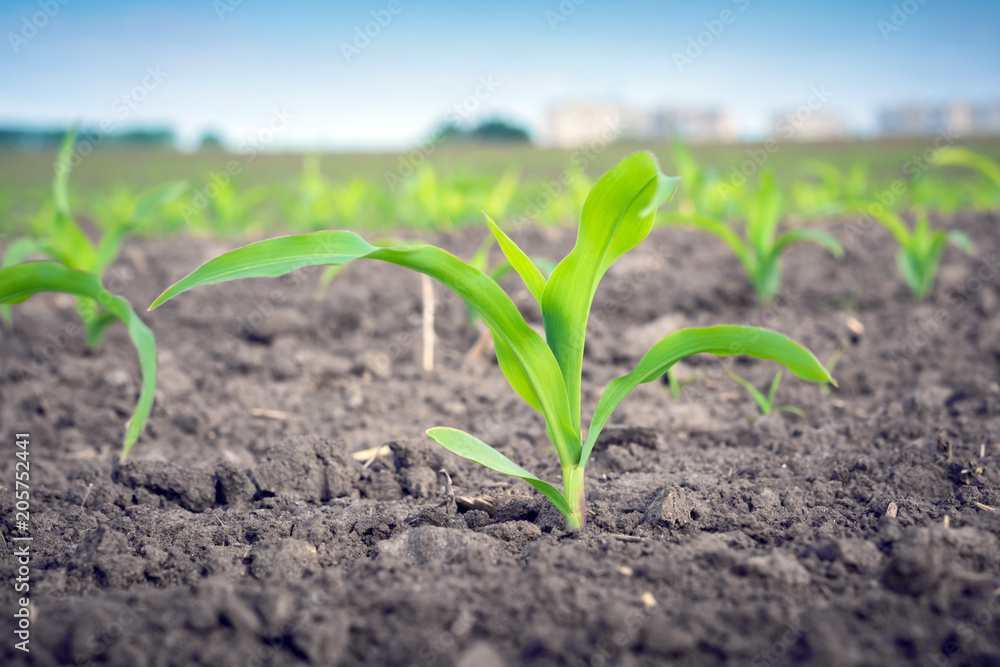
[1,211,999,666]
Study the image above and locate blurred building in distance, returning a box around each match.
[545,102,622,148]
[878,102,1000,137]
[545,102,735,148]
[768,112,851,142]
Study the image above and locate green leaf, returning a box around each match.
[897,250,926,298]
[854,205,911,247]
[776,405,806,417]
[935,147,1000,188]
[149,230,582,465]
[129,180,189,225]
[747,172,781,257]
[426,427,573,517]
[0,237,43,326]
[52,126,77,220]
[482,168,521,217]
[580,326,833,465]
[767,369,783,407]
[468,234,495,273]
[483,213,547,304]
[948,230,974,253]
[542,152,679,434]
[0,262,157,459]
[727,369,771,414]
[45,125,97,272]
[657,213,753,272]
[772,228,844,259]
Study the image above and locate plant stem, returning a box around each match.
[562,465,587,530]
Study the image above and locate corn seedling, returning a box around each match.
[791,160,869,218]
[726,368,805,418]
[466,230,556,327]
[932,147,1000,209]
[150,152,835,530]
[0,262,156,459]
[819,349,843,396]
[660,171,843,304]
[857,206,973,299]
[669,139,739,220]
[665,364,697,399]
[1,127,184,345]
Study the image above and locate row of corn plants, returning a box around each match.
[1,138,995,527]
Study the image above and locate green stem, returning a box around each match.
[562,465,587,530]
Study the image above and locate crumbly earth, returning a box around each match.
[1,211,999,666]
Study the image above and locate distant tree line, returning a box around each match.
[0,116,532,152]
[0,127,176,150]
[433,118,532,144]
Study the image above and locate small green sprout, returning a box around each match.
[665,364,696,400]
[791,160,869,217]
[669,139,739,220]
[1,126,185,344]
[819,349,843,396]
[726,368,805,418]
[150,152,835,530]
[660,171,843,304]
[0,262,157,459]
[935,147,1000,193]
[857,206,973,299]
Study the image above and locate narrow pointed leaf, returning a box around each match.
[0,262,156,459]
[542,152,678,434]
[767,369,783,407]
[489,323,543,413]
[1,237,42,326]
[129,180,189,225]
[935,147,1000,188]
[149,231,582,464]
[483,213,547,304]
[948,230,973,253]
[581,326,833,465]
[747,172,781,256]
[427,427,572,517]
[772,229,844,258]
[726,369,770,414]
[657,213,753,271]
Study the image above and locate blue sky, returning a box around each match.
[1,0,997,150]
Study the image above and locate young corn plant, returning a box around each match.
[932,147,1000,210]
[0,262,157,459]
[791,160,870,218]
[669,139,739,220]
[856,206,973,299]
[660,171,843,304]
[726,368,805,418]
[150,152,835,530]
[1,127,184,344]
